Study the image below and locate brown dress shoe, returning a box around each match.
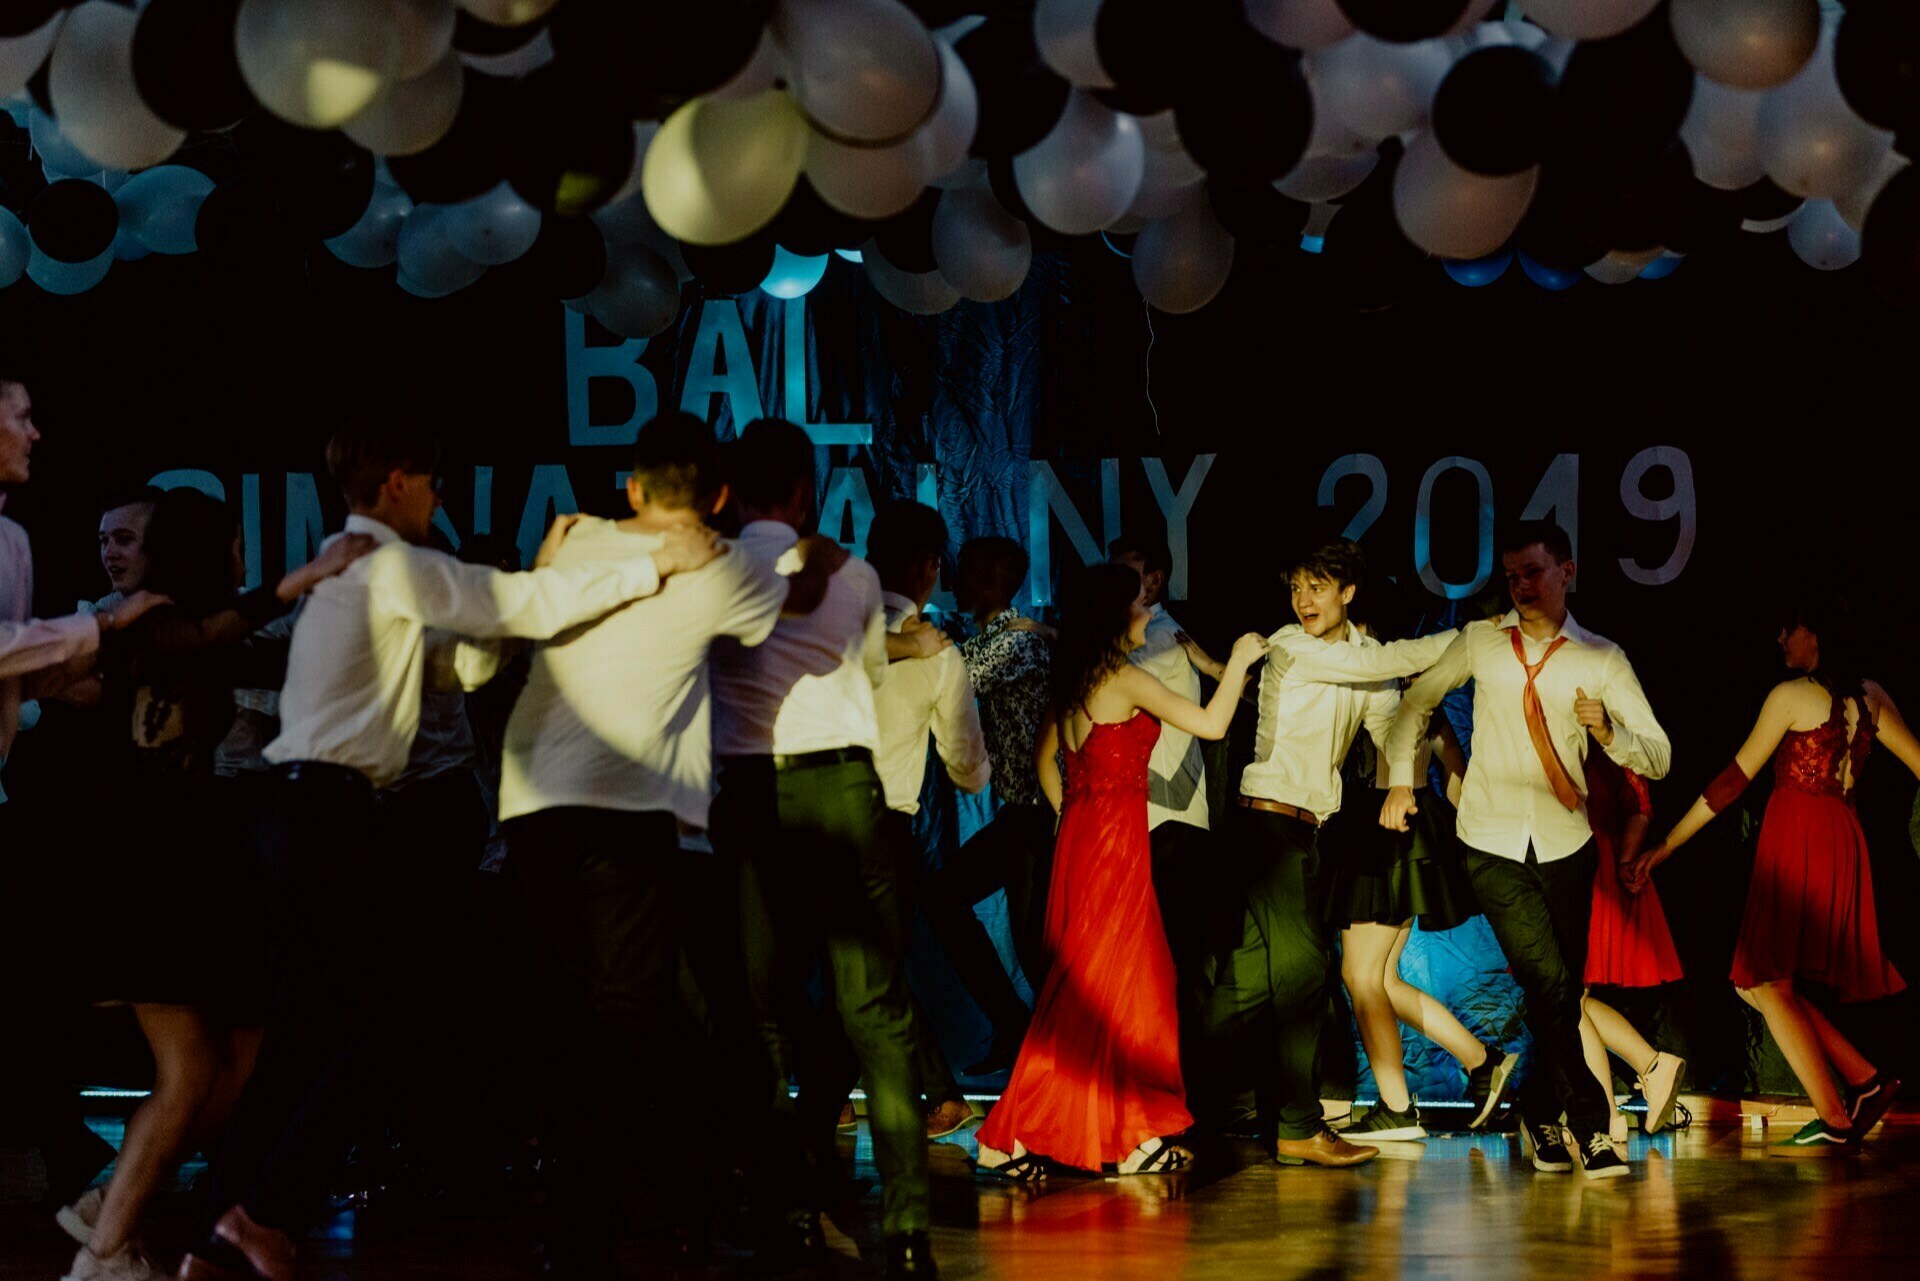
[1272,1128,1379,1168]
[925,1098,976,1139]
[212,1206,297,1281]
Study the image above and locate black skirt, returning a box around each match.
[1324,789,1478,933]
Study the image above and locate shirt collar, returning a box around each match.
[739,519,799,550]
[344,513,404,546]
[1498,609,1590,645]
[881,590,920,623]
[1149,603,1167,619]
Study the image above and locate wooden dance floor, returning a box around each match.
[4,1114,1916,1279]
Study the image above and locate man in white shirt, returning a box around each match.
[709,420,933,1280]
[1381,521,1671,1181]
[868,501,991,1142]
[185,422,721,1281]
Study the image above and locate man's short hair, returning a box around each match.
[325,421,442,510]
[632,411,723,513]
[1290,538,1365,590]
[99,484,163,516]
[1499,519,1573,564]
[731,417,815,513]
[1108,532,1172,583]
[959,535,1029,601]
[867,501,949,588]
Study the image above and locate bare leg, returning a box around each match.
[1381,925,1487,1071]
[190,1026,264,1148]
[1743,980,1851,1130]
[1585,996,1658,1078]
[89,1005,218,1258]
[1577,1001,1620,1116]
[1342,923,1412,1112]
[1798,1002,1876,1088]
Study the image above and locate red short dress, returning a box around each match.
[1584,752,1683,987]
[1730,693,1906,1001]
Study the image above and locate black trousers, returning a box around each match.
[718,754,929,1237]
[505,806,777,1251]
[1149,819,1221,1036]
[922,800,1056,1045]
[888,812,964,1110]
[1464,840,1613,1137]
[1197,808,1333,1142]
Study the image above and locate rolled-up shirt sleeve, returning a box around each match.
[0,613,99,679]
[370,544,664,640]
[1386,630,1474,788]
[933,654,991,795]
[1597,650,1671,781]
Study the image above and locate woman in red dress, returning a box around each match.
[1629,597,1910,1153]
[974,564,1266,1180]
[1579,752,1687,1138]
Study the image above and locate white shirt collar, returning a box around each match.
[1149,602,1167,619]
[1497,608,1593,646]
[740,519,798,545]
[881,590,920,622]
[344,513,404,546]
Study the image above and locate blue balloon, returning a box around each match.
[27,242,112,295]
[833,247,863,263]
[112,228,151,262]
[760,246,828,299]
[1443,247,1514,287]
[116,165,216,255]
[0,208,28,288]
[326,184,413,269]
[1518,252,1580,291]
[1638,252,1684,280]
[28,107,97,179]
[1100,230,1133,259]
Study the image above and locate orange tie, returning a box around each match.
[1508,628,1582,812]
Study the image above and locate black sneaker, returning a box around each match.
[1346,1102,1427,1142]
[1518,1119,1573,1173]
[1466,1045,1514,1129]
[1576,1131,1629,1180]
[1844,1072,1902,1137]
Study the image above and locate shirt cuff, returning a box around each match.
[1602,724,1639,768]
[627,555,664,599]
[1386,758,1419,789]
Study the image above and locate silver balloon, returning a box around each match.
[642,90,807,247]
[236,0,402,129]
[394,0,457,78]
[776,0,942,145]
[342,47,464,156]
[1680,76,1764,190]
[397,203,486,294]
[1584,255,1642,284]
[806,129,928,220]
[1836,150,1906,231]
[325,183,413,268]
[1132,198,1234,314]
[443,181,542,265]
[862,238,959,314]
[0,11,62,102]
[49,3,184,171]
[1788,197,1861,269]
[458,24,552,77]
[1392,130,1537,260]
[1277,150,1379,202]
[711,28,786,103]
[1013,89,1145,235]
[931,182,1032,302]
[458,0,560,25]
[589,243,681,338]
[915,39,979,184]
[1245,0,1353,52]
[1308,35,1452,142]
[1034,0,1113,88]
[1671,0,1817,91]
[1756,21,1893,199]
[1127,138,1204,218]
[1518,0,1659,40]
[931,155,987,191]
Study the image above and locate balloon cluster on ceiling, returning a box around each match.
[1,0,1920,326]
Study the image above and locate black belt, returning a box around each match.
[773,747,871,772]
[272,760,373,791]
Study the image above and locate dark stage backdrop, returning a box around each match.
[4,230,1917,1102]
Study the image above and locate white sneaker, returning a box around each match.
[61,1244,161,1281]
[1641,1053,1687,1135]
[56,1187,104,1247]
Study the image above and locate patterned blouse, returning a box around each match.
[959,608,1051,808]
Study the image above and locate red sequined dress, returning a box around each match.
[1730,692,1906,1000]
[1584,752,1684,987]
[976,711,1192,1170]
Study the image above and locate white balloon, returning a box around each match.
[1013,89,1145,235]
[236,0,402,129]
[0,12,62,102]
[806,128,928,220]
[1500,19,1551,50]
[710,28,786,103]
[1756,21,1893,199]
[1518,0,1659,40]
[443,181,541,265]
[1392,131,1537,260]
[458,24,552,77]
[1788,197,1861,269]
[1670,0,1818,91]
[29,106,104,178]
[458,0,560,25]
[1446,0,1502,36]
[1308,35,1452,142]
[931,156,987,192]
[776,0,942,146]
[1277,150,1379,202]
[397,202,486,293]
[915,39,979,184]
[1680,76,1764,190]
[589,242,681,338]
[862,238,959,313]
[1584,252,1644,284]
[1137,110,1183,153]
[342,48,464,156]
[1245,0,1354,51]
[1132,198,1234,314]
[392,0,457,78]
[1741,208,1798,233]
[931,183,1032,302]
[1304,201,1340,237]
[1836,149,1907,231]
[1034,0,1113,89]
[325,183,413,268]
[48,3,184,171]
[642,91,808,247]
[1127,139,1205,218]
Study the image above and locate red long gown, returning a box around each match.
[976,711,1192,1171]
[1584,752,1684,987]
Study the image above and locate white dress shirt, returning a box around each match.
[1239,623,1402,822]
[875,591,990,814]
[1131,604,1209,832]
[711,520,889,758]
[500,517,788,825]
[1,508,98,767]
[266,514,665,789]
[1386,611,1671,862]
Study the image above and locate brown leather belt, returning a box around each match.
[1238,796,1320,826]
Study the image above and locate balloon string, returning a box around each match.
[1142,296,1160,437]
